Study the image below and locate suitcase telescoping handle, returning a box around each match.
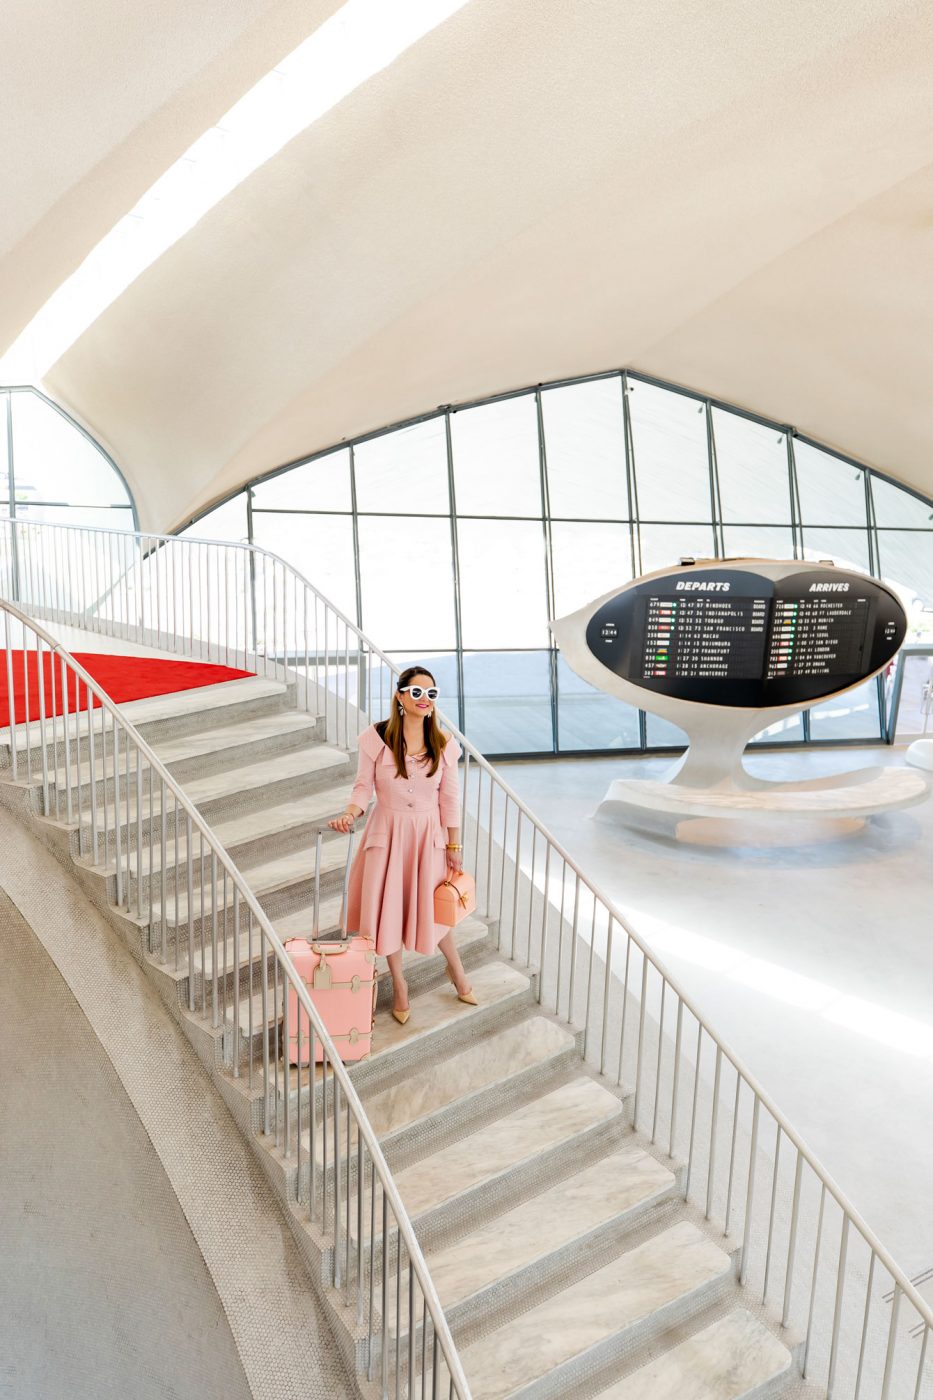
[341,827,355,937]
[313,830,323,937]
[312,825,356,940]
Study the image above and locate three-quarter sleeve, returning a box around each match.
[438,738,462,827]
[348,728,379,812]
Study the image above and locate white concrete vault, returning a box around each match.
[7,0,933,530]
[0,0,343,360]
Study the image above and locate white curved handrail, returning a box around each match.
[0,594,470,1399]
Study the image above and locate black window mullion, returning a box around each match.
[621,372,641,576]
[535,389,559,755]
[348,444,363,631]
[706,400,724,559]
[444,412,466,733]
[4,392,19,602]
[786,431,801,559]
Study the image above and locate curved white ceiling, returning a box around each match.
[24,0,933,531]
[0,0,342,356]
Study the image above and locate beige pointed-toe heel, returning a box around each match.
[445,965,478,1006]
[392,1007,410,1025]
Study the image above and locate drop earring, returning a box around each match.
[398,702,404,716]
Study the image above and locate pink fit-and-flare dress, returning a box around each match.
[344,724,463,957]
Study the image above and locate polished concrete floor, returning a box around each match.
[0,887,252,1400]
[497,744,933,1298]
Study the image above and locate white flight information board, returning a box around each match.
[584,565,902,709]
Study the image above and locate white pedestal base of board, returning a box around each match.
[595,762,931,846]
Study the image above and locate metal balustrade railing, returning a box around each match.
[0,600,469,1400]
[2,513,933,1398]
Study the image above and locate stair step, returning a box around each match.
[591,1308,792,1399]
[49,709,319,795]
[458,1219,733,1400]
[424,1145,675,1314]
[269,911,489,991]
[186,894,347,979]
[115,675,291,730]
[227,952,527,1050]
[308,1013,575,1167]
[183,743,351,812]
[148,709,320,775]
[126,786,351,888]
[358,960,531,1074]
[391,1076,623,1227]
[0,675,294,757]
[211,788,349,851]
[365,1015,574,1139]
[155,836,351,928]
[63,745,351,841]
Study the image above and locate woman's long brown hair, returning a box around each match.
[378,665,448,779]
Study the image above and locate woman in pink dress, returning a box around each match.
[328,666,476,1024]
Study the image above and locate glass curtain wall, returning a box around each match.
[0,386,137,609]
[0,387,136,529]
[178,371,933,757]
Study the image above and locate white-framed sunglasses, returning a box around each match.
[399,685,439,701]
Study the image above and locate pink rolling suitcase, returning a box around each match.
[285,937,377,1064]
[284,828,377,1065]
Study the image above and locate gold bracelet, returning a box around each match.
[445,843,462,850]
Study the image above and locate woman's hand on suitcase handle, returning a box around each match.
[329,806,362,834]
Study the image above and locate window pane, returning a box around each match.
[11,391,131,506]
[808,678,880,741]
[713,409,792,523]
[876,531,933,641]
[542,378,628,519]
[357,516,455,649]
[645,713,688,747]
[795,441,867,527]
[179,493,249,544]
[354,419,449,514]
[457,519,549,647]
[721,525,795,562]
[556,655,640,750]
[871,476,933,528]
[451,396,541,516]
[638,524,716,576]
[800,528,871,575]
[251,511,357,620]
[462,650,552,753]
[550,521,633,617]
[15,511,134,616]
[750,712,805,744]
[251,448,351,512]
[387,651,461,732]
[891,654,933,739]
[629,381,711,521]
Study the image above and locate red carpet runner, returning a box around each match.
[0,650,253,727]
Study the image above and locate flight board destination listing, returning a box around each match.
[640,591,872,683]
[766,595,872,680]
[641,594,769,680]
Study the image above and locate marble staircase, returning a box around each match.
[0,672,818,1400]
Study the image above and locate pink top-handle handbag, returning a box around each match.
[434,870,476,927]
